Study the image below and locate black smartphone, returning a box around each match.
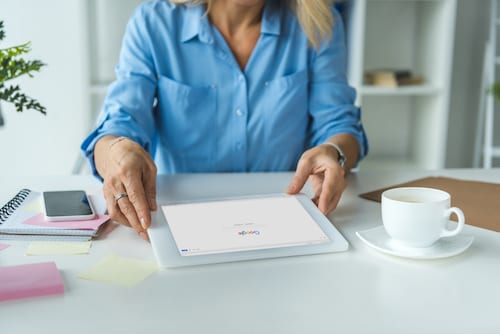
[42,190,96,221]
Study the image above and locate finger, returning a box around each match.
[116,195,144,233]
[318,169,346,214]
[310,175,323,206]
[318,169,338,214]
[103,185,129,227]
[106,175,144,233]
[117,192,149,241]
[286,155,313,194]
[143,162,157,212]
[319,190,342,215]
[122,171,152,230]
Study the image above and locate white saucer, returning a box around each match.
[356,225,474,260]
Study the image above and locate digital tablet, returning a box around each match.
[148,193,348,268]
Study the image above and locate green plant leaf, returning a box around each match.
[0,56,45,83]
[0,20,46,114]
[0,83,46,114]
[0,21,5,41]
[492,82,500,101]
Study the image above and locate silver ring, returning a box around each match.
[114,192,128,202]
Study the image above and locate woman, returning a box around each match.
[81,0,368,240]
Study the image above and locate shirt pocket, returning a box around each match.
[268,69,309,91]
[264,69,309,119]
[156,75,217,167]
[258,69,309,162]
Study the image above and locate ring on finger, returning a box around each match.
[114,192,128,202]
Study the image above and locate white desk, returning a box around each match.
[1,169,499,334]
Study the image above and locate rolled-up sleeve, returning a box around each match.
[80,6,158,178]
[308,8,368,162]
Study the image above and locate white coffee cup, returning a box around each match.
[381,187,465,248]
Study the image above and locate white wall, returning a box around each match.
[0,0,89,176]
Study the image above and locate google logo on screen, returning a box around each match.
[238,230,260,236]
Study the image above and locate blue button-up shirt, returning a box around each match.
[81,0,368,176]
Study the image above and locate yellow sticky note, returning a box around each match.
[26,241,92,255]
[23,198,43,213]
[78,255,158,287]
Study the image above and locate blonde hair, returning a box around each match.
[170,0,334,49]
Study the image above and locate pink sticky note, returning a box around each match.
[0,243,10,251]
[23,213,109,230]
[0,262,64,302]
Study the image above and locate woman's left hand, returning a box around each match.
[286,144,346,214]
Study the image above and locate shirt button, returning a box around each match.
[238,75,244,82]
[236,142,243,150]
[235,108,243,117]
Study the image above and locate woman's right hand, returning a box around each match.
[94,135,157,241]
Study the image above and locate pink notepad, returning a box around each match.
[0,262,64,302]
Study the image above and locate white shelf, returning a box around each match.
[358,156,424,171]
[490,147,500,157]
[346,0,456,170]
[90,84,109,95]
[360,84,441,96]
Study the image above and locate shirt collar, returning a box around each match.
[180,1,281,43]
[181,5,214,44]
[261,1,281,36]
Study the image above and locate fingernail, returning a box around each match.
[149,198,157,211]
[140,217,148,230]
[139,231,149,241]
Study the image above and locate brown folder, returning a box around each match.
[359,176,500,233]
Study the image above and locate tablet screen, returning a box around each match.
[161,195,330,256]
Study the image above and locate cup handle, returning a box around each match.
[441,207,465,237]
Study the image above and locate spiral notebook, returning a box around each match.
[0,189,109,241]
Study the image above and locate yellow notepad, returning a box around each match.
[26,241,92,255]
[78,255,158,287]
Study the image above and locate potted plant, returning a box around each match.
[0,20,46,125]
[492,82,500,101]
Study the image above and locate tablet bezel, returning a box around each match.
[148,193,348,268]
